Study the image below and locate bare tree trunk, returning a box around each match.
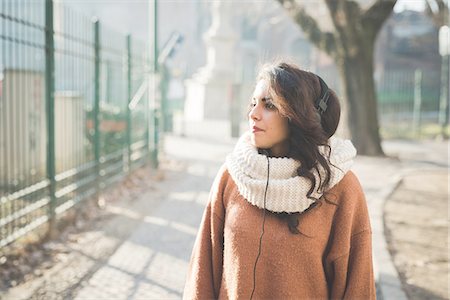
[337,45,384,155]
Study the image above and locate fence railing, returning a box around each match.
[294,62,447,139]
[0,0,156,248]
[377,68,447,138]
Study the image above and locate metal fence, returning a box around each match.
[0,0,155,248]
[315,65,446,139]
[377,68,446,138]
[296,63,446,139]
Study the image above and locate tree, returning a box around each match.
[425,0,449,27]
[277,0,397,156]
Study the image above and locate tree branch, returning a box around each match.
[323,0,360,51]
[361,0,397,40]
[276,0,337,56]
[323,0,345,22]
[426,0,449,28]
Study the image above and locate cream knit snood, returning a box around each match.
[225,132,357,213]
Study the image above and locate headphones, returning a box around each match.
[315,76,331,115]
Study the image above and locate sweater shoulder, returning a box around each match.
[335,170,363,193]
[326,170,371,233]
[325,171,372,261]
[209,163,238,211]
[327,170,365,206]
[212,163,234,190]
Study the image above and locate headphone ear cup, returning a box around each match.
[315,76,330,114]
[315,111,321,121]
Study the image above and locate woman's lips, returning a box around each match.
[252,126,264,133]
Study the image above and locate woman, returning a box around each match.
[183,61,375,299]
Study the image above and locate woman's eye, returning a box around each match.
[265,102,277,110]
[249,100,277,110]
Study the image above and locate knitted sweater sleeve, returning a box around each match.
[325,171,376,300]
[183,165,227,300]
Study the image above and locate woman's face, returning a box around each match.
[248,79,290,157]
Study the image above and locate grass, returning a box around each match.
[381,123,450,140]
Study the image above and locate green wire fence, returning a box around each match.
[0,0,157,248]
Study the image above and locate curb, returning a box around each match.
[373,172,408,300]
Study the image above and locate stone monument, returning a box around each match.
[184,0,237,121]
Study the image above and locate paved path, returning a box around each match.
[73,134,235,299]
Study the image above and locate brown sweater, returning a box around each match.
[183,165,375,300]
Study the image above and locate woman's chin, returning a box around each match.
[249,135,259,147]
[250,137,268,149]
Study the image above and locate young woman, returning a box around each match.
[183,61,375,299]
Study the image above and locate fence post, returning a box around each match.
[160,65,169,132]
[439,26,449,139]
[126,35,132,172]
[151,91,160,169]
[439,53,449,138]
[145,65,150,163]
[151,0,159,168]
[45,0,56,239]
[413,69,422,138]
[153,0,158,74]
[93,19,101,198]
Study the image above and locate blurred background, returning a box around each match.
[0,0,448,299]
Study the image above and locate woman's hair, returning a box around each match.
[256,61,341,234]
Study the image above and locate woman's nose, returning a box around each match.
[249,105,261,121]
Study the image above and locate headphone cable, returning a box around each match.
[250,154,270,300]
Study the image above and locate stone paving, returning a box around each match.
[72,135,234,299]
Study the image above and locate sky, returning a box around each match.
[61,0,428,44]
[394,0,427,12]
[61,0,149,42]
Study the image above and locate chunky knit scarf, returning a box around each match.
[225,132,357,213]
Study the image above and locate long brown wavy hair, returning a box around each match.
[256,61,341,234]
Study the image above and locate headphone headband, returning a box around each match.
[315,76,330,115]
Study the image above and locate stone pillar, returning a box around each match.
[184,0,237,121]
